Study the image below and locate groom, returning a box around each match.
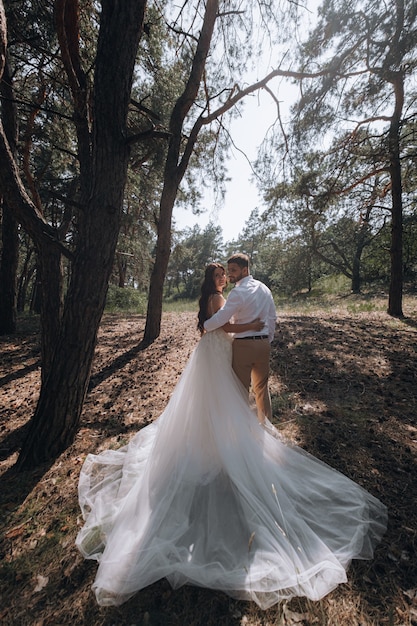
[204,253,276,423]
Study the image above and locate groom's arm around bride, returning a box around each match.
[204,253,276,423]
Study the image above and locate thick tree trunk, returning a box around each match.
[15,0,146,470]
[16,240,117,468]
[38,242,64,382]
[387,74,404,318]
[0,58,19,334]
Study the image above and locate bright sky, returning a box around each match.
[173,90,286,243]
[173,2,318,243]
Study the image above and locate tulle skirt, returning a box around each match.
[76,329,387,608]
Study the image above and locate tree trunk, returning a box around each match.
[0,201,18,333]
[15,0,147,470]
[351,250,361,294]
[351,230,368,294]
[30,265,42,313]
[0,58,19,334]
[116,252,127,287]
[387,73,404,317]
[143,183,178,343]
[143,0,219,344]
[16,247,35,311]
[16,247,116,468]
[38,241,64,382]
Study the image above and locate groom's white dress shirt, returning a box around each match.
[204,275,276,342]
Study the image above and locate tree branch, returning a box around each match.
[0,121,72,259]
[126,127,172,145]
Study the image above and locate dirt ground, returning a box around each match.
[1,299,417,625]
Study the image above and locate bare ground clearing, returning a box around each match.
[1,299,417,625]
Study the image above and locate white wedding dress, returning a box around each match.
[76,329,387,609]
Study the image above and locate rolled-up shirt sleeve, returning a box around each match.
[203,290,240,332]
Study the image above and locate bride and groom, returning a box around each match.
[76,253,387,609]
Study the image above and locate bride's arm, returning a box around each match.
[208,294,264,333]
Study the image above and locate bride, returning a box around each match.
[76,262,387,609]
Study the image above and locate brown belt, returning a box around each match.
[235,335,268,340]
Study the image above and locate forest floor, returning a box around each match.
[1,294,417,626]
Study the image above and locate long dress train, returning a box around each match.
[76,329,387,609]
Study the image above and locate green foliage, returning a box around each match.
[105,286,147,314]
[253,0,417,309]
[5,0,417,318]
[274,273,394,316]
[346,300,380,314]
[310,273,351,296]
[162,298,199,313]
[166,222,224,299]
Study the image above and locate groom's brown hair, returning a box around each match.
[227,253,249,269]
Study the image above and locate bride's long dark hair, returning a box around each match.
[197,262,226,335]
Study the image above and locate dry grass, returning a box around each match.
[1,295,417,625]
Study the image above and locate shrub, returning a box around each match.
[105,285,147,313]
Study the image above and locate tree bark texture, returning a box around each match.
[387,73,404,317]
[37,242,64,382]
[0,57,19,334]
[15,0,147,470]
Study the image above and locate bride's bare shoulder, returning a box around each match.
[208,292,225,315]
[208,292,225,304]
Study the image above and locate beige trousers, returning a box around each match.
[232,338,272,423]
